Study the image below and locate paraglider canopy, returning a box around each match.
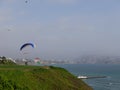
[20,43,35,51]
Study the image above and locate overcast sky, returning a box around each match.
[0,0,120,59]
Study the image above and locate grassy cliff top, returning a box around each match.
[0,65,93,90]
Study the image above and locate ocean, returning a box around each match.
[53,64,120,90]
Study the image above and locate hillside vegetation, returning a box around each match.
[0,65,93,90]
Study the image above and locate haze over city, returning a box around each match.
[0,0,120,60]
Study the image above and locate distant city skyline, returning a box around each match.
[0,0,120,60]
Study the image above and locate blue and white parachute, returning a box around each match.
[20,43,36,51]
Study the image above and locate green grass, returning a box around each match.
[0,65,93,90]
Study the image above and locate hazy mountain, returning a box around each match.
[73,55,120,64]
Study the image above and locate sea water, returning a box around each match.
[53,64,120,90]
